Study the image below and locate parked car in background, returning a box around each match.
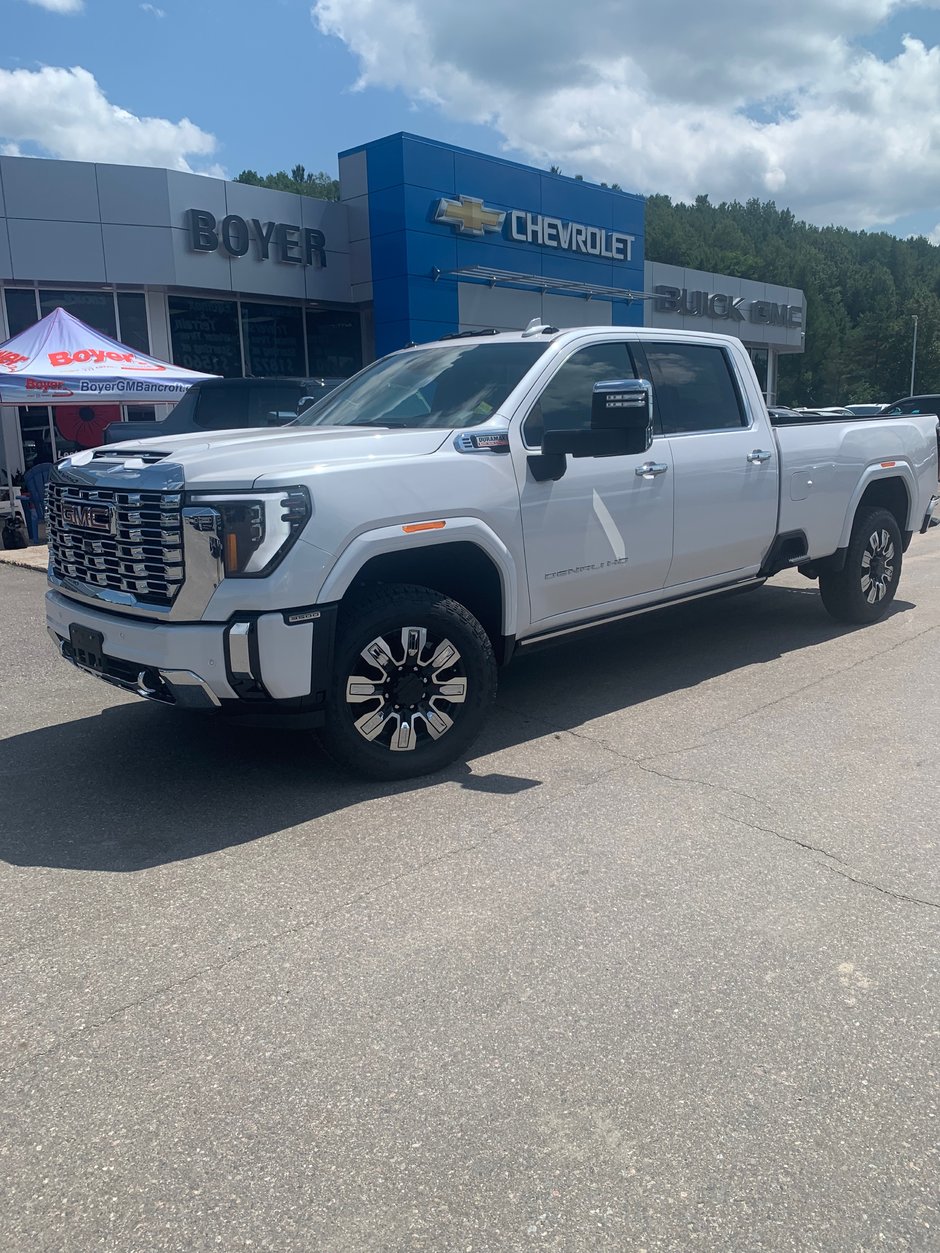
[103,376,345,444]
[789,406,855,419]
[845,403,889,416]
[883,394,940,416]
[767,406,803,423]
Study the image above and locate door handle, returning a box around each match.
[636,461,669,477]
[747,449,772,464]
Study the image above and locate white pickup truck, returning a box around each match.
[45,323,939,778]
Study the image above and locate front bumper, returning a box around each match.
[46,590,332,711]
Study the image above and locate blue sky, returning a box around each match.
[4,0,940,240]
[3,0,503,174]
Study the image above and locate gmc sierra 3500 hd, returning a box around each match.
[45,322,939,779]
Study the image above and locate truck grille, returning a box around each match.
[47,483,184,605]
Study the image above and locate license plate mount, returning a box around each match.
[69,624,105,672]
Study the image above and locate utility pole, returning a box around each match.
[910,315,919,395]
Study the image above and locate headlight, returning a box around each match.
[190,488,310,577]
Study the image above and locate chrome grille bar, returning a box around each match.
[47,483,185,606]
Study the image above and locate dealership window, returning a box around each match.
[169,296,242,377]
[642,343,747,434]
[306,310,362,378]
[39,289,117,338]
[523,341,638,447]
[116,293,150,354]
[4,289,39,337]
[241,302,306,378]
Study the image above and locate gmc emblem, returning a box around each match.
[62,502,114,534]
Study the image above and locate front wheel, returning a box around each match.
[818,506,902,624]
[319,583,497,780]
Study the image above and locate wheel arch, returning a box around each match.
[839,470,913,549]
[317,520,518,658]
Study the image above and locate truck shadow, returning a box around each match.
[0,584,913,872]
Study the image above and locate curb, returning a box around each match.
[0,548,49,573]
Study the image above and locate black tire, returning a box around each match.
[818,506,902,624]
[319,583,497,780]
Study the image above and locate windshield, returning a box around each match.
[294,341,548,429]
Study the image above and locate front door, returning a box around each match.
[639,340,779,587]
[512,340,675,625]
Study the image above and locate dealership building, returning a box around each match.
[0,132,804,470]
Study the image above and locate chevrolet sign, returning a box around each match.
[433,194,636,262]
[434,195,505,236]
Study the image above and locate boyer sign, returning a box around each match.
[186,209,328,268]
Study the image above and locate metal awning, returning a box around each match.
[431,265,654,303]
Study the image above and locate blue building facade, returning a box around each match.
[338,133,646,359]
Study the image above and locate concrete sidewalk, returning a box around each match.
[0,544,47,572]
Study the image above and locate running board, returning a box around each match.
[517,577,766,648]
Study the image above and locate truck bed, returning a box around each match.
[774,412,939,558]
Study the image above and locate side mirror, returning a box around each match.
[541,378,653,458]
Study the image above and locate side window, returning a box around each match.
[249,383,305,425]
[193,386,250,430]
[523,342,637,447]
[643,343,747,434]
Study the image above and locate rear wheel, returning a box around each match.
[818,506,902,624]
[320,583,497,780]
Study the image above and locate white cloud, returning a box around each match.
[0,66,221,174]
[314,0,940,230]
[23,0,84,13]
[140,3,166,16]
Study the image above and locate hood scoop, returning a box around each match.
[91,447,170,465]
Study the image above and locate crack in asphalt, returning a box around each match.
[653,620,940,762]
[633,760,763,806]
[822,867,940,910]
[543,721,940,914]
[6,595,939,1075]
[719,814,850,866]
[506,623,940,913]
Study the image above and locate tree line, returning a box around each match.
[235,164,339,201]
[236,162,937,406]
[646,194,937,405]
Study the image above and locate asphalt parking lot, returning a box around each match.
[1,544,938,1253]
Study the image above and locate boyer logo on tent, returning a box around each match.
[25,378,74,398]
[47,349,167,373]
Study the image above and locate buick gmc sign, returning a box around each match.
[654,285,804,328]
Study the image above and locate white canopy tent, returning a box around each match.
[0,307,217,517]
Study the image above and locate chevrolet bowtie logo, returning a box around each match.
[434,195,506,236]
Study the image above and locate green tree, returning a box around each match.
[643,190,940,404]
[235,163,339,200]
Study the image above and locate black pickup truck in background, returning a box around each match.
[104,376,345,444]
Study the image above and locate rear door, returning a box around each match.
[637,340,778,587]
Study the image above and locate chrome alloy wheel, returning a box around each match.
[345,627,468,752]
[861,528,895,603]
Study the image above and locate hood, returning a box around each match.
[93,425,452,488]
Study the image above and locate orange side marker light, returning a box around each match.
[402,520,447,533]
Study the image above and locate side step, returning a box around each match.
[759,530,810,578]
